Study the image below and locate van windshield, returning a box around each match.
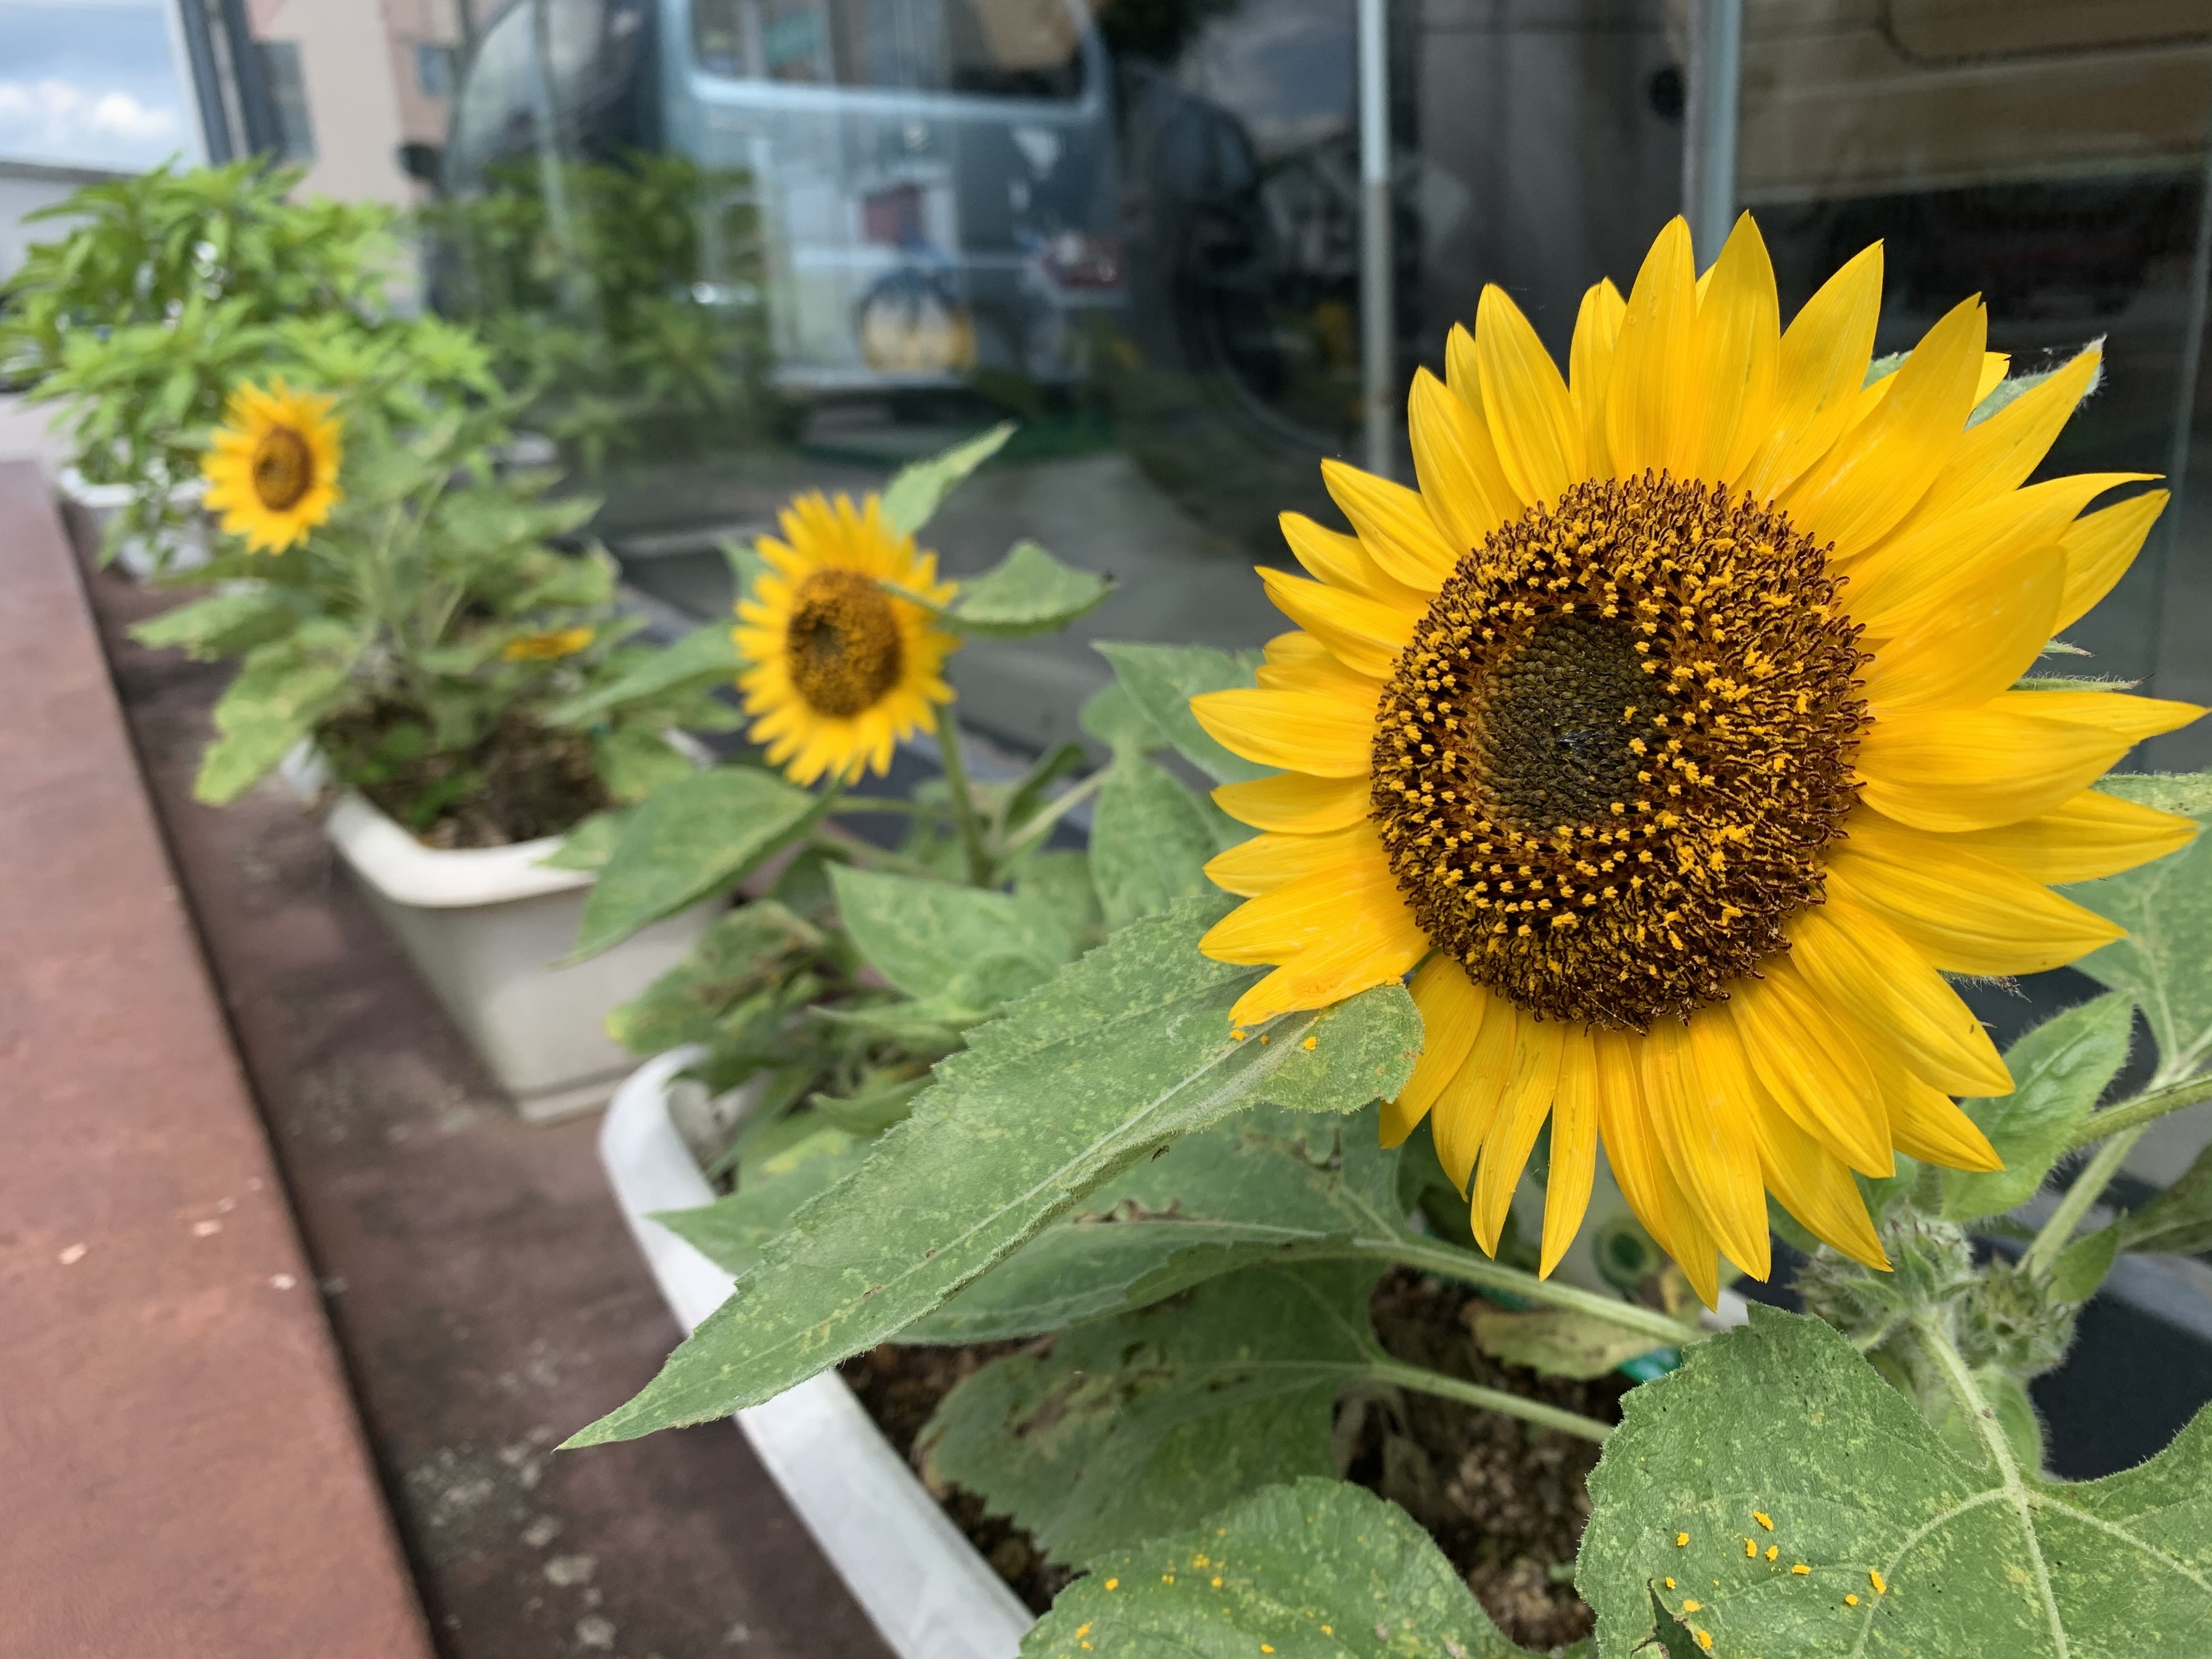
[691,0,1087,99]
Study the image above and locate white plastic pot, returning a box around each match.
[57,466,211,578]
[313,777,719,1122]
[601,1048,1035,1659]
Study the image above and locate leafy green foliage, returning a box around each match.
[1079,680,1167,755]
[878,423,1015,537]
[1019,1479,1544,1659]
[606,903,825,1055]
[898,540,1113,637]
[2067,776,2212,1079]
[1580,1306,2212,1659]
[575,768,820,958]
[129,588,307,659]
[908,1104,1408,1344]
[657,1121,871,1282]
[1088,754,1249,930]
[544,622,742,726]
[1942,994,2135,1221]
[565,898,1420,1444]
[1093,641,1269,783]
[2119,1141,2212,1256]
[922,1260,1383,1565]
[829,863,1079,1014]
[195,620,366,804]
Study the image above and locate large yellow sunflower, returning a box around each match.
[1191,214,2203,1304]
[201,378,342,553]
[735,490,960,785]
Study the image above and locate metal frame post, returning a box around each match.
[1680,0,1741,264]
[1357,0,1395,478]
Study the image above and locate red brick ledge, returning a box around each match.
[0,461,435,1658]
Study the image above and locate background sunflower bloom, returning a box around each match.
[200,377,342,552]
[1191,212,2204,1303]
[735,490,959,785]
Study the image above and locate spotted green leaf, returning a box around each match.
[1094,640,1269,783]
[878,422,1014,538]
[543,622,741,726]
[564,898,1421,1444]
[1579,1305,2212,1659]
[1942,993,2135,1222]
[1088,754,1248,932]
[828,862,1077,1007]
[1018,1478,1546,1659]
[897,539,1112,638]
[194,619,365,804]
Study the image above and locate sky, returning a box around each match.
[0,1,198,171]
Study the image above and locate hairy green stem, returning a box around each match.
[2022,1127,2141,1278]
[995,766,1108,860]
[833,795,952,817]
[932,704,993,888]
[1362,1233,1702,1349]
[2059,1069,2212,1154]
[1364,1358,1613,1443]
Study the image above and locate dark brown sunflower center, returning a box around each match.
[1372,473,1867,1030]
[786,567,904,719]
[251,426,315,511]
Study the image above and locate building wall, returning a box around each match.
[246,0,415,206]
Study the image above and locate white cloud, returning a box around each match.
[0,76,181,165]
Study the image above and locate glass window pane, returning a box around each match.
[0,0,201,172]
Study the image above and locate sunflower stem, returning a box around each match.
[2021,1127,2140,1280]
[2058,1068,2212,1154]
[995,766,1109,860]
[1361,1357,1613,1443]
[931,704,994,888]
[1364,1233,1702,1348]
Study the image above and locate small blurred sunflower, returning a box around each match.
[1191,213,2203,1301]
[503,626,596,662]
[201,379,342,553]
[735,491,958,785]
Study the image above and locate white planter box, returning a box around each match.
[601,1048,1035,1659]
[57,467,210,578]
[309,772,719,1122]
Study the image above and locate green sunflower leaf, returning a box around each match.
[194,619,365,805]
[1088,753,1249,932]
[1941,992,2134,1222]
[828,862,1078,1006]
[655,1118,869,1281]
[2118,1139,2212,1256]
[1578,1305,2212,1659]
[2066,773,2212,1078]
[896,539,1113,638]
[878,421,1015,538]
[542,622,741,726]
[904,1104,1406,1344]
[1094,640,1271,783]
[537,806,633,871]
[921,1259,1383,1565]
[571,766,820,959]
[604,901,823,1056]
[1079,680,1167,756]
[562,896,1421,1445]
[129,586,305,659]
[1017,1478,1546,1659]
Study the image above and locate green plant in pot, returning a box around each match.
[0,159,401,571]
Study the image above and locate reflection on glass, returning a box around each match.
[422,0,2210,765]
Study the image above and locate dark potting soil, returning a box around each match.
[839,1269,1628,1649]
[319,704,614,849]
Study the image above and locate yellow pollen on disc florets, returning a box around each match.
[783,567,906,719]
[1369,472,1867,1030]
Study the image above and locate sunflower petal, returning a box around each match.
[2017,687,2205,746]
[1226,897,1427,1026]
[1384,955,1487,1145]
[1605,216,1697,479]
[1408,365,1516,560]
[1692,213,1782,483]
[1787,898,2011,1096]
[1190,687,1375,777]
[1432,994,1519,1193]
[1782,294,1986,558]
[1323,459,1464,591]
[1892,346,2103,536]
[1934,788,2199,885]
[1200,843,1397,964]
[1726,966,1893,1176]
[1824,816,2124,975]
[1279,511,1431,611]
[1593,1028,1720,1307]
[1736,242,1883,502]
[1475,285,1584,505]
[1471,1015,1565,1255]
[1651,1013,1773,1280]
[1882,1065,2004,1173]
[1857,544,2063,713]
[1538,1029,1599,1278]
[1204,822,1376,898]
[2057,489,2166,631]
[1745,1084,1890,1270]
[1212,771,1372,835]
[1855,697,2145,834]
[1568,279,1626,482]
[1258,568,1413,679]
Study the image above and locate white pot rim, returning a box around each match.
[600,1048,1035,1659]
[58,465,207,509]
[322,791,589,909]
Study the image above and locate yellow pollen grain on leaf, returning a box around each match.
[1075,1624,1091,1639]
[1162,1574,1175,1584]
[1259,1035,1270,1045]
[1766,1547,1779,1562]
[1746,1538,1757,1558]
[1212,1577,1223,1588]
[1676,1533,1690,1548]
[1301,1035,1317,1050]
[1104,1578,1119,1590]
[1232,1028,1248,1041]
[1870,1570,1887,1594]
[1262,1647,1274,1655]
[1696,1632,1713,1652]
[1791,1565,1809,1576]
[1664,1578,1675,1591]
[1681,1600,1701,1613]
[1753,1511,1773,1530]
[1845,1594,1860,1607]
